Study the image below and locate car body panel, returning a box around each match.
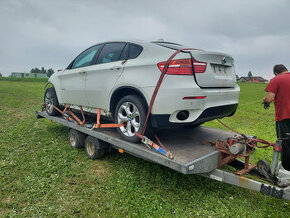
[48,40,240,127]
[59,67,89,106]
[86,60,125,109]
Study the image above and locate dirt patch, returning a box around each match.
[88,160,111,179]
[2,195,12,204]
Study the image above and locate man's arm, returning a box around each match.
[263,92,275,103]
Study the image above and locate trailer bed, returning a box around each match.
[36,111,235,174]
[36,111,290,200]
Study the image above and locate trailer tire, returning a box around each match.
[44,87,61,116]
[68,129,86,149]
[85,136,107,160]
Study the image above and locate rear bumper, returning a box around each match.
[150,103,238,128]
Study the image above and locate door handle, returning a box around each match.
[110,66,121,70]
[78,71,86,74]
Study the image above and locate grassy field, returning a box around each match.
[0,80,289,217]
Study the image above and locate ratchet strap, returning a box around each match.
[141,48,195,135]
[217,119,277,150]
[92,108,125,128]
[135,48,196,159]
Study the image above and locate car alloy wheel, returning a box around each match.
[44,91,54,114]
[117,102,141,137]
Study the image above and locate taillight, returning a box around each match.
[193,60,207,73]
[157,58,207,75]
[158,58,192,75]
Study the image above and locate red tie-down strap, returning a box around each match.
[133,48,196,158]
[141,48,196,136]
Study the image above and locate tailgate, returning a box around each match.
[191,50,237,88]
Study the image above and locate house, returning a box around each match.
[249,76,268,83]
[10,72,47,78]
[238,76,268,83]
[238,77,250,82]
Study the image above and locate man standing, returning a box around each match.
[263,64,290,171]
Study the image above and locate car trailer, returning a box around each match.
[36,110,290,201]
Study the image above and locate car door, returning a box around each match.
[85,42,127,110]
[60,44,102,106]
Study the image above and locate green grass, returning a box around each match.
[0,81,289,217]
[0,77,48,82]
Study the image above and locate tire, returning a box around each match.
[68,129,86,149]
[114,95,153,143]
[44,87,61,116]
[257,160,271,180]
[85,136,107,160]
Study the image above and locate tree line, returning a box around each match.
[30,67,55,77]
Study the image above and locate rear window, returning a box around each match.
[119,43,143,60]
[129,44,143,59]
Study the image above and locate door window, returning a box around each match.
[71,45,101,69]
[96,42,126,64]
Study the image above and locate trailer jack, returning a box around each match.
[257,136,290,187]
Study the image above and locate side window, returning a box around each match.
[71,45,101,69]
[119,44,129,60]
[96,42,126,64]
[129,44,143,59]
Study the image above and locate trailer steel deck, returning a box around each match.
[36,111,290,200]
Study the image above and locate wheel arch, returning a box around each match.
[109,86,149,116]
[43,82,54,90]
[44,79,63,104]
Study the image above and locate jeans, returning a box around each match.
[276,119,290,170]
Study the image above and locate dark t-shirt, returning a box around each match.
[265,72,290,121]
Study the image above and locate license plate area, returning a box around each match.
[213,64,227,75]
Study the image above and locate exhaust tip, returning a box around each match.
[176,110,189,121]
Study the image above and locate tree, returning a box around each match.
[30,67,41,74]
[236,75,239,81]
[47,68,55,77]
[0,73,2,77]
[248,71,253,79]
[41,67,46,74]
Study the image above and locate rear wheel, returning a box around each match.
[68,129,86,149]
[44,87,60,116]
[114,95,153,143]
[85,136,109,160]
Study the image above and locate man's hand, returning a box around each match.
[263,92,275,103]
[262,101,270,109]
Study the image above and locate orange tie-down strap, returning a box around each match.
[92,123,125,128]
[53,104,86,126]
[92,108,125,128]
[52,106,124,128]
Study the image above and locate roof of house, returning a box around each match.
[251,76,268,82]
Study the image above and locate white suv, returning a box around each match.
[44,40,240,142]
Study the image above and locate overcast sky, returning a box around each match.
[0,0,289,79]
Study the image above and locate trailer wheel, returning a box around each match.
[68,129,86,149]
[85,136,107,159]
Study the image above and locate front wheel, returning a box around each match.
[44,87,60,116]
[114,95,153,143]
